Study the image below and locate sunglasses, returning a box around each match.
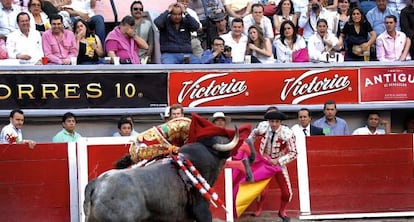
[133,7,143,11]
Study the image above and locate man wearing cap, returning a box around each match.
[248,110,297,222]
[200,36,232,63]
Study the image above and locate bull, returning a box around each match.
[83,129,240,222]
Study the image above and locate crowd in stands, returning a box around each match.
[0,0,413,64]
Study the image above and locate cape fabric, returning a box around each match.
[232,141,282,218]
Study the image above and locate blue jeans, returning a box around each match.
[161,53,201,64]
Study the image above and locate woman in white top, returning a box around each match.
[246,25,275,63]
[274,20,306,62]
[28,0,50,34]
[273,0,298,36]
[308,19,339,60]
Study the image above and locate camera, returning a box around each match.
[224,45,231,52]
[311,3,320,12]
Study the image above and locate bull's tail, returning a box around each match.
[83,179,97,221]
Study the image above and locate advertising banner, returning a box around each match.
[169,69,358,107]
[360,67,414,102]
[0,72,168,109]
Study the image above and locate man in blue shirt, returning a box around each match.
[200,36,232,63]
[366,0,400,36]
[313,100,350,135]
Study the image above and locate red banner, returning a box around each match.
[360,67,414,102]
[169,69,359,107]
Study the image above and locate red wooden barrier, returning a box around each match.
[0,143,71,222]
[306,134,414,215]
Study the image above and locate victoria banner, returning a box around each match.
[0,72,168,109]
[168,69,359,107]
[360,67,414,102]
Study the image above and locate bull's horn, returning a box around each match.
[213,127,239,152]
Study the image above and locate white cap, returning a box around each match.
[208,112,231,123]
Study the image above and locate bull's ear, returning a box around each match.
[114,154,133,169]
[213,126,239,152]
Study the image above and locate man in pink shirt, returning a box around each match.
[42,14,78,65]
[376,14,411,61]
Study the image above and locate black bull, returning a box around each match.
[83,131,241,222]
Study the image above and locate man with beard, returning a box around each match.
[41,13,77,64]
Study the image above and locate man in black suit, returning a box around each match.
[292,108,325,136]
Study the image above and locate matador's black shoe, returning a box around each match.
[278,212,290,222]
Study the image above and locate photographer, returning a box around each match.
[298,0,335,42]
[200,37,232,63]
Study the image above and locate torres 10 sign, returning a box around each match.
[169,69,359,107]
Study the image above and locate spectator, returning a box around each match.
[366,0,400,36]
[0,0,21,40]
[274,0,298,36]
[61,0,106,44]
[53,112,82,142]
[313,99,350,135]
[220,17,248,63]
[28,0,50,34]
[298,0,335,42]
[243,3,274,40]
[42,13,78,65]
[246,25,275,63]
[177,0,204,58]
[154,2,201,64]
[73,19,104,64]
[291,108,325,136]
[333,0,350,38]
[40,0,72,30]
[400,0,414,58]
[359,0,377,14]
[105,15,149,64]
[324,0,339,11]
[308,18,339,61]
[169,104,185,120]
[7,12,43,64]
[402,113,414,133]
[115,118,133,137]
[188,0,225,49]
[0,109,36,148]
[206,9,230,48]
[0,39,7,59]
[113,115,139,137]
[274,20,307,62]
[224,0,252,21]
[337,7,377,61]
[352,111,390,135]
[247,110,297,221]
[130,1,154,64]
[200,36,232,63]
[376,15,411,61]
[387,0,409,13]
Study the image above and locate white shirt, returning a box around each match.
[220,32,248,63]
[0,123,23,143]
[291,123,310,138]
[6,28,43,64]
[243,14,274,39]
[298,8,335,41]
[0,3,20,36]
[307,32,339,60]
[68,0,94,17]
[352,126,386,135]
[274,35,306,63]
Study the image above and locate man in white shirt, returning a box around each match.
[298,0,335,42]
[6,11,43,64]
[291,108,325,137]
[220,17,248,63]
[352,111,391,135]
[243,3,274,40]
[0,0,21,40]
[0,109,36,148]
